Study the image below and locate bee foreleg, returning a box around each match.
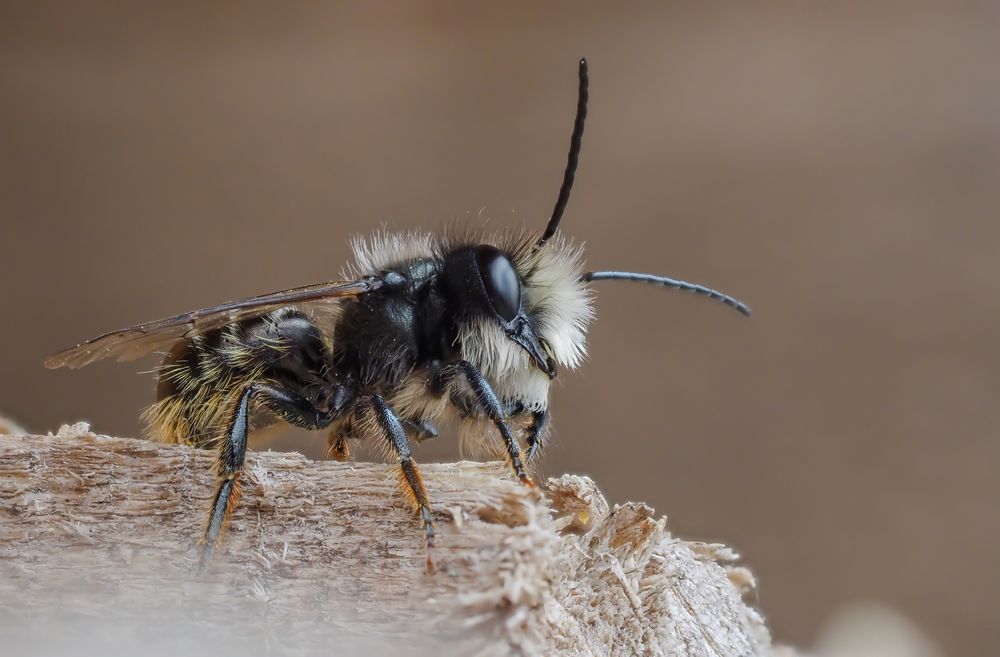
[441,361,532,486]
[524,410,550,465]
[362,394,436,571]
[200,381,345,570]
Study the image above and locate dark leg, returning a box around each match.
[524,410,550,465]
[327,431,352,461]
[257,383,352,430]
[442,361,533,486]
[405,418,439,443]
[200,385,253,569]
[200,381,348,569]
[363,395,436,570]
[501,400,547,464]
[325,376,358,460]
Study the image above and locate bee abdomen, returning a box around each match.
[145,309,330,448]
[146,330,261,448]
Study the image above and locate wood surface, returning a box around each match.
[0,422,783,657]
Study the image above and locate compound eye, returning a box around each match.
[474,245,522,322]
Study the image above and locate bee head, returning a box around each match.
[443,244,557,379]
[433,58,590,382]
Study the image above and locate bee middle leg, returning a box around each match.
[358,394,436,569]
[200,381,351,569]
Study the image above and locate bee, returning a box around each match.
[45,59,750,569]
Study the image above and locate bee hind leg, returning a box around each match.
[200,381,349,570]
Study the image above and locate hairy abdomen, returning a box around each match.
[144,333,267,448]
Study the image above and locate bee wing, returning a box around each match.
[44,277,379,370]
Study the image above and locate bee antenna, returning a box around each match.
[536,57,589,251]
[582,271,752,317]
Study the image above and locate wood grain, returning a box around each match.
[0,423,781,657]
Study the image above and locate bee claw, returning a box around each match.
[195,544,213,575]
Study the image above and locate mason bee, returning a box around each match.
[46,59,749,569]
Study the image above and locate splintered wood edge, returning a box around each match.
[0,423,783,657]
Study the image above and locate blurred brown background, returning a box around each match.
[3,3,998,655]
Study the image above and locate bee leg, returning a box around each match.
[405,418,439,444]
[503,400,549,464]
[200,385,255,570]
[446,361,533,486]
[200,382,347,570]
[362,394,436,571]
[524,410,550,465]
[327,431,352,461]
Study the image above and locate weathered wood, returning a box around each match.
[0,423,780,656]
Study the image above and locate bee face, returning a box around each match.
[448,234,595,395]
[458,235,593,378]
[443,241,573,380]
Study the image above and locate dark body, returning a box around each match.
[333,258,449,388]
